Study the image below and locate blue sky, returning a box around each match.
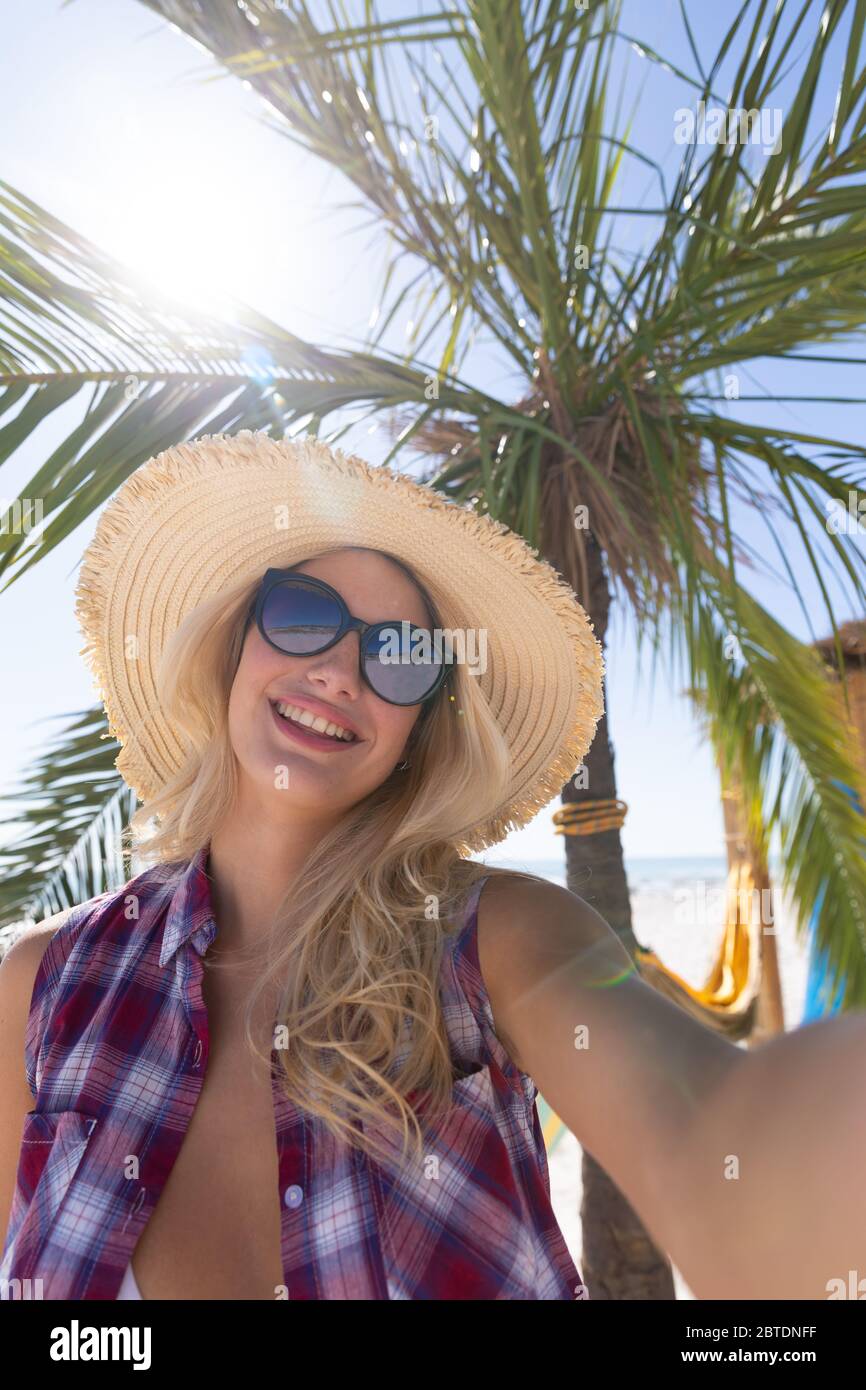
[1,0,864,867]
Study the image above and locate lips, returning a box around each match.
[275,698,357,740]
[268,699,360,752]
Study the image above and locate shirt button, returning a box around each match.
[284,1185,303,1209]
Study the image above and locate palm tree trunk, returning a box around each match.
[557,528,676,1299]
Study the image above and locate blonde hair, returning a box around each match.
[126,547,537,1167]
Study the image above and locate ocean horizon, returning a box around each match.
[479,853,785,890]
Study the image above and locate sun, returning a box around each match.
[84,89,305,326]
[95,154,253,321]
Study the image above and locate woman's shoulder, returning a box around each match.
[0,862,184,1105]
[444,864,573,950]
[0,859,182,998]
[472,871,613,1064]
[0,907,85,1132]
[0,895,113,1049]
[0,906,75,1019]
[469,866,579,936]
[474,868,608,948]
[0,903,89,995]
[449,861,555,913]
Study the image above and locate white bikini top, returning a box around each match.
[116,1259,144,1300]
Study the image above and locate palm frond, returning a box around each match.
[9,0,864,1000]
[679,567,866,1008]
[0,707,133,933]
[0,177,494,589]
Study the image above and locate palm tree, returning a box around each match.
[3,0,866,1298]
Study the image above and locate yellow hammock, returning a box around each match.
[537,802,763,1154]
[632,857,762,1032]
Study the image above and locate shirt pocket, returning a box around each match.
[1,1110,98,1282]
[363,1063,538,1298]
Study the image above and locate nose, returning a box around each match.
[303,630,363,698]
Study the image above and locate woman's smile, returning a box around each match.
[268,697,364,752]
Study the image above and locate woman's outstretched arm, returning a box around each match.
[476,873,865,1300]
[662,1004,866,1299]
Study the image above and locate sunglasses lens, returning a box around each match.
[363,624,444,704]
[261,578,342,653]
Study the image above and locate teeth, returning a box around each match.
[274,702,355,742]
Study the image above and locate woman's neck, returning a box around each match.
[206,806,331,954]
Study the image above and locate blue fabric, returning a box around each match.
[800,780,865,1023]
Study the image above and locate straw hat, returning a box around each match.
[74,429,604,851]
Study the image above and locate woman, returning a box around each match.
[0,430,864,1301]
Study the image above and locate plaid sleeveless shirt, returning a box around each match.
[1,847,585,1300]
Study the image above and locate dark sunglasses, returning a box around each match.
[249,569,452,707]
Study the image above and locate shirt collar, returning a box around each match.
[159,843,219,968]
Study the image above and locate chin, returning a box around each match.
[249,741,350,792]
